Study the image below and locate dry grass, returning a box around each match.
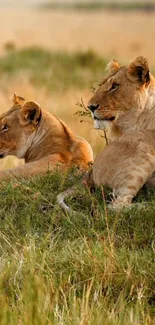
[0,9,155,63]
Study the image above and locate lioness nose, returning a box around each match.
[88,103,99,113]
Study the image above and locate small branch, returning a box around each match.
[103,129,109,145]
[75,97,91,118]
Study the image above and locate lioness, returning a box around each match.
[57,56,155,210]
[0,93,93,181]
[88,56,155,141]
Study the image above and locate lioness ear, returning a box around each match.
[127,56,150,84]
[20,101,41,126]
[106,59,120,74]
[13,92,25,105]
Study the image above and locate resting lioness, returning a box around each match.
[0,93,93,181]
[88,56,155,141]
[57,56,155,210]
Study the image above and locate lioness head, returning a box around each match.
[88,56,152,137]
[0,93,41,159]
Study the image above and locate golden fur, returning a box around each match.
[0,93,93,181]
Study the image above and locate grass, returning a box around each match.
[0,47,106,92]
[41,1,155,12]
[0,169,155,323]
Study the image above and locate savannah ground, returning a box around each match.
[0,2,155,324]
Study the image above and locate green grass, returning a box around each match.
[0,47,106,92]
[0,169,155,323]
[41,1,155,12]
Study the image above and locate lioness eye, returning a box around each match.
[1,124,9,132]
[110,83,119,91]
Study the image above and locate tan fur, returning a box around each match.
[0,94,93,181]
[106,59,120,74]
[92,130,155,207]
[88,56,155,141]
[57,57,155,210]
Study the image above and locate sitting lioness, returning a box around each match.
[0,93,93,181]
[87,55,155,190]
[57,56,155,210]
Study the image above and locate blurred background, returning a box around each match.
[0,0,155,169]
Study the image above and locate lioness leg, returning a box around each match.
[0,154,66,181]
[111,193,134,208]
[110,166,153,208]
